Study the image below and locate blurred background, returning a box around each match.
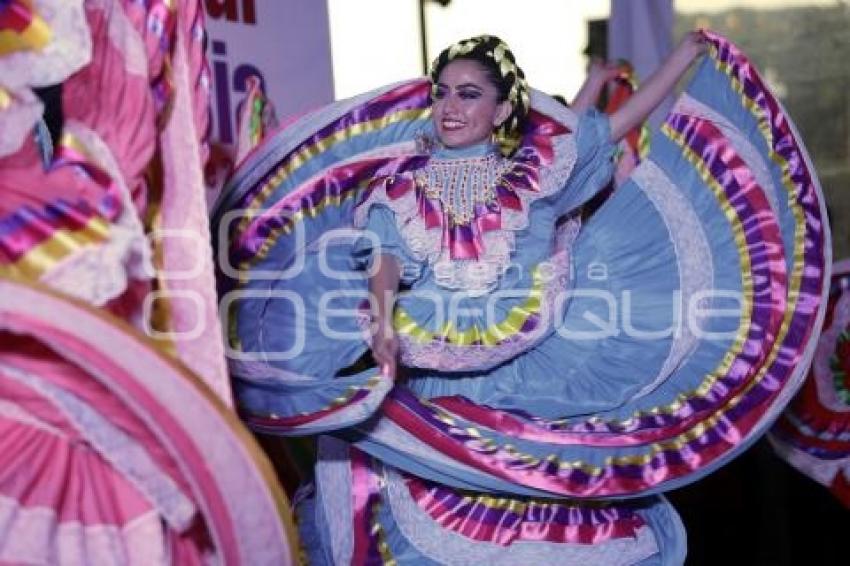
[204,1,848,563]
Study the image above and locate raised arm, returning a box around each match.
[608,32,706,142]
[571,59,621,114]
[369,253,401,379]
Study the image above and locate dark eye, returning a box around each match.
[433,86,447,100]
[459,90,481,100]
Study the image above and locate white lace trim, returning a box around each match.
[674,94,781,217]
[768,430,850,488]
[382,464,659,566]
[39,121,155,307]
[812,290,850,412]
[370,248,574,372]
[0,498,169,566]
[629,161,714,399]
[315,436,355,566]
[0,86,43,157]
[0,361,197,532]
[777,405,850,442]
[363,416,488,480]
[314,436,658,566]
[0,0,91,90]
[39,221,144,306]
[353,134,577,294]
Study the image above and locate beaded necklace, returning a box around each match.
[414,153,513,225]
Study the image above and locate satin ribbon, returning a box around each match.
[239,375,383,432]
[350,449,392,564]
[0,0,51,56]
[406,472,644,545]
[0,133,124,277]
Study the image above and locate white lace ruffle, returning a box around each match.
[674,94,781,216]
[353,133,577,295]
[0,498,169,566]
[0,361,197,532]
[39,121,155,306]
[400,249,573,372]
[0,0,91,90]
[355,243,575,372]
[39,221,146,306]
[629,160,714,399]
[383,464,659,566]
[0,87,43,157]
[812,291,850,412]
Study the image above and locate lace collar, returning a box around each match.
[355,122,576,293]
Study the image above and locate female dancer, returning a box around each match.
[218,31,829,564]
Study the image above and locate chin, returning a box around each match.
[438,132,481,149]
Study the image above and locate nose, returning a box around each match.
[443,92,461,113]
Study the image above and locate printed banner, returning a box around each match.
[204,0,335,145]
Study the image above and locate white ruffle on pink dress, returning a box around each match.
[0,1,296,563]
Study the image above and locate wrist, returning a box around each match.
[371,310,394,327]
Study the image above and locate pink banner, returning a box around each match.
[204,0,335,146]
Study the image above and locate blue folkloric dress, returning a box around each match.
[213,32,830,565]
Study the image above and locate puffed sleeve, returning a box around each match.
[352,205,424,285]
[550,108,617,215]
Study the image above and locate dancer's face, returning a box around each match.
[432,59,512,149]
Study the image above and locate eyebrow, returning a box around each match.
[436,82,485,92]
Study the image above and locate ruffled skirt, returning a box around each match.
[216,32,830,564]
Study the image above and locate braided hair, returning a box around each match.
[429,35,529,155]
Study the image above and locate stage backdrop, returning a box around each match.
[204,0,335,145]
[609,0,674,127]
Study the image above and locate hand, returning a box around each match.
[371,319,398,380]
[587,58,622,84]
[676,31,709,61]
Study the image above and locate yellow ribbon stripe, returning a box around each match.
[393,263,546,347]
[0,217,111,280]
[0,4,51,57]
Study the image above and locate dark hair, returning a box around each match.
[429,35,529,153]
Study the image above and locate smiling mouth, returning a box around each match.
[441,120,467,132]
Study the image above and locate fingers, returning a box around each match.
[245,74,261,94]
[674,31,708,62]
[381,360,396,380]
[374,351,396,380]
[372,334,399,380]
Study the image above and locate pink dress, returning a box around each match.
[0,1,295,562]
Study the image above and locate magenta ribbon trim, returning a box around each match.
[350,448,387,564]
[230,81,433,214]
[405,472,644,545]
[231,155,427,265]
[0,141,124,266]
[369,101,823,496]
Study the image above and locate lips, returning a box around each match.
[441,118,465,130]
